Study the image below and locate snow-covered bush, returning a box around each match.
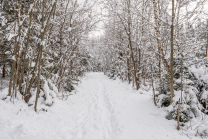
[156,57,208,137]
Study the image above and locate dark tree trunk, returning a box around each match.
[2,65,5,78]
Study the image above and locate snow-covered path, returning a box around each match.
[71,72,189,139]
[0,72,190,139]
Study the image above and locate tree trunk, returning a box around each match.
[170,0,175,104]
[127,0,139,90]
[127,56,130,84]
[24,51,40,102]
[206,19,208,57]
[34,45,42,112]
[25,0,57,102]
[19,5,34,93]
[177,98,180,130]
[35,0,45,112]
[137,48,141,88]
[152,65,157,106]
[8,1,19,96]
[153,0,170,75]
[206,30,208,57]
[2,65,5,78]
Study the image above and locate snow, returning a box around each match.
[8,33,17,41]
[67,27,72,32]
[2,18,7,26]
[43,79,55,106]
[0,73,192,139]
[31,62,35,67]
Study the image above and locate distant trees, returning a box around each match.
[90,0,208,133]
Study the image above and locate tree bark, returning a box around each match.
[152,65,157,106]
[177,98,180,130]
[127,0,139,90]
[34,45,42,112]
[153,0,170,75]
[19,4,34,94]
[2,65,5,78]
[170,0,175,104]
[206,19,208,57]
[8,1,19,96]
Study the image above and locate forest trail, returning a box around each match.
[0,72,189,139]
[66,72,189,139]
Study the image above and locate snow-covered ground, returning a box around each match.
[0,72,191,139]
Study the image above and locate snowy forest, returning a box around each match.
[1,0,208,139]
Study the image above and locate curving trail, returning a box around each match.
[0,72,190,139]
